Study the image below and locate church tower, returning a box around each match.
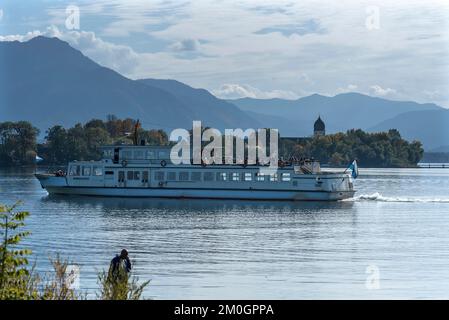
[313,116,325,137]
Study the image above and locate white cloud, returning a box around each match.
[0,30,43,42]
[170,39,200,52]
[56,29,140,75]
[298,73,313,85]
[212,84,299,100]
[0,26,140,76]
[369,85,397,97]
[335,84,358,94]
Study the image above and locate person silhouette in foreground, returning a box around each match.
[109,249,132,282]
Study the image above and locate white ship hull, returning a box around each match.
[36,173,355,201]
[35,145,357,202]
[42,185,354,201]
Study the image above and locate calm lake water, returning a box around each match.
[1,167,449,299]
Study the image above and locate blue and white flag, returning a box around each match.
[35,155,44,163]
[346,160,359,179]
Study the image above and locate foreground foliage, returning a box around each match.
[0,202,149,300]
[98,270,150,300]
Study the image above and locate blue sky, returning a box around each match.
[1,0,448,107]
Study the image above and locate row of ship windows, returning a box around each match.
[69,165,103,176]
[69,165,292,182]
[103,150,169,160]
[153,171,292,182]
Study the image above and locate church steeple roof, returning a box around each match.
[314,116,325,131]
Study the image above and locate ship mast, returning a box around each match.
[133,119,141,146]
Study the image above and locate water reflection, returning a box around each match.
[41,194,355,213]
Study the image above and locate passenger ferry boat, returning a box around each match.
[35,144,356,201]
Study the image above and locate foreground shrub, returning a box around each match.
[1,202,149,300]
[97,267,150,300]
[0,202,38,299]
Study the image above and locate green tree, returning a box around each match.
[0,202,36,299]
[0,121,39,165]
[85,127,110,159]
[45,125,69,164]
[143,129,169,146]
[66,123,88,161]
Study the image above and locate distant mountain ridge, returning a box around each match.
[136,79,258,129]
[229,94,446,149]
[369,109,449,150]
[0,36,259,134]
[0,35,446,150]
[229,93,442,134]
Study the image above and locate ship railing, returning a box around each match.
[46,165,67,177]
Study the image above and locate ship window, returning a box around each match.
[155,171,165,181]
[122,150,132,160]
[142,171,149,182]
[167,172,176,181]
[69,165,80,176]
[232,172,240,181]
[256,173,265,181]
[134,171,140,180]
[105,171,114,175]
[93,166,103,176]
[118,171,125,182]
[82,166,91,176]
[102,149,113,159]
[179,172,189,181]
[134,150,144,160]
[204,172,214,181]
[158,151,168,159]
[282,173,291,182]
[270,173,278,182]
[218,172,227,181]
[146,150,155,160]
[191,172,202,181]
[244,173,252,181]
[127,171,134,180]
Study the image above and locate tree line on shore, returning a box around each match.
[0,117,423,167]
[279,129,423,167]
[0,116,168,166]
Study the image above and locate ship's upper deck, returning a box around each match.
[98,145,323,174]
[100,145,174,163]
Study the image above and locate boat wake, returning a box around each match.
[347,192,449,203]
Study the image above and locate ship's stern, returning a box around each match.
[323,173,356,200]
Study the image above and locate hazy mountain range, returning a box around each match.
[0,36,259,134]
[0,36,446,150]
